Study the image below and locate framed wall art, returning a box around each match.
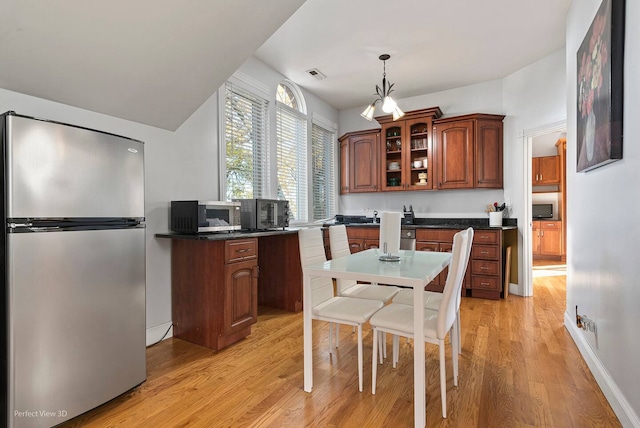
[576,0,625,172]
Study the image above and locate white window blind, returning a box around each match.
[224,82,269,200]
[311,123,336,221]
[276,103,307,222]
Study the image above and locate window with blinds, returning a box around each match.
[224,82,269,200]
[276,102,307,222]
[311,123,336,221]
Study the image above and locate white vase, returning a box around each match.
[489,211,503,227]
[585,111,596,162]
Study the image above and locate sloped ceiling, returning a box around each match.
[0,0,571,131]
[0,0,306,130]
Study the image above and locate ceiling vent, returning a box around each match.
[306,68,327,80]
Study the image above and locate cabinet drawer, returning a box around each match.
[471,245,499,260]
[416,229,458,243]
[416,241,439,252]
[471,275,500,291]
[541,221,561,230]
[225,239,258,263]
[471,260,500,276]
[473,230,498,245]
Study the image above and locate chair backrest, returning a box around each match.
[328,225,358,294]
[379,212,401,254]
[298,228,335,307]
[436,228,472,339]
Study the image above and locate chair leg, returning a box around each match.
[357,324,363,392]
[392,334,399,368]
[452,332,459,387]
[382,332,387,359]
[456,315,462,354]
[439,341,447,418]
[378,330,384,363]
[328,322,333,355]
[372,327,378,394]
[336,324,340,347]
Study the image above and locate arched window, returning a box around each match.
[276,81,307,222]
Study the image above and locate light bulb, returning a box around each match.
[392,106,405,121]
[382,96,397,113]
[361,103,376,121]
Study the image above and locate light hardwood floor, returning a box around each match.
[63,274,619,427]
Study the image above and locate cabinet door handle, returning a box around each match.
[541,231,544,237]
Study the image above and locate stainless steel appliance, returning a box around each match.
[170,200,241,233]
[1,112,146,427]
[235,198,290,230]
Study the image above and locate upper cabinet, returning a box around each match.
[433,113,505,190]
[337,108,504,194]
[376,107,443,191]
[338,129,380,194]
[532,155,560,186]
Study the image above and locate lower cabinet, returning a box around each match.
[533,220,562,258]
[469,230,502,300]
[416,229,469,292]
[345,227,379,253]
[171,238,258,351]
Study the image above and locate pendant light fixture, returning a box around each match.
[361,54,405,121]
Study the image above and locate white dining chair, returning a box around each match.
[329,225,399,302]
[298,227,383,392]
[370,227,472,418]
[391,227,474,355]
[329,224,399,356]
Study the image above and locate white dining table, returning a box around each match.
[302,248,452,428]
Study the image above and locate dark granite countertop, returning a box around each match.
[324,217,517,231]
[155,228,300,241]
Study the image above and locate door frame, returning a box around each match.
[520,120,566,296]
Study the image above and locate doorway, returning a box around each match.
[521,121,566,296]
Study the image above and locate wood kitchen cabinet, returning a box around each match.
[338,129,380,194]
[375,107,443,191]
[532,155,560,185]
[171,238,258,351]
[533,220,562,258]
[416,229,470,292]
[345,227,379,253]
[433,113,505,190]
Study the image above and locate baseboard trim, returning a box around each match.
[564,312,640,427]
[146,321,173,347]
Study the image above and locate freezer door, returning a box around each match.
[7,228,146,428]
[6,115,144,219]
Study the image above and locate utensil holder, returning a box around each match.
[489,211,503,227]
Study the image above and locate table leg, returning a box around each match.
[303,271,313,392]
[414,285,425,427]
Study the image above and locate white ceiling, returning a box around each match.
[256,0,571,111]
[0,0,571,131]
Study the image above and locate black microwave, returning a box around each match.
[532,203,553,219]
[234,198,290,230]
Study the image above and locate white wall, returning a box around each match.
[0,55,339,345]
[565,1,640,425]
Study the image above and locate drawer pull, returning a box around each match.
[481,266,489,270]
[480,251,489,255]
[481,282,490,286]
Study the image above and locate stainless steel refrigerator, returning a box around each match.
[1,112,146,427]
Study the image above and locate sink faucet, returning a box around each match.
[373,210,378,223]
